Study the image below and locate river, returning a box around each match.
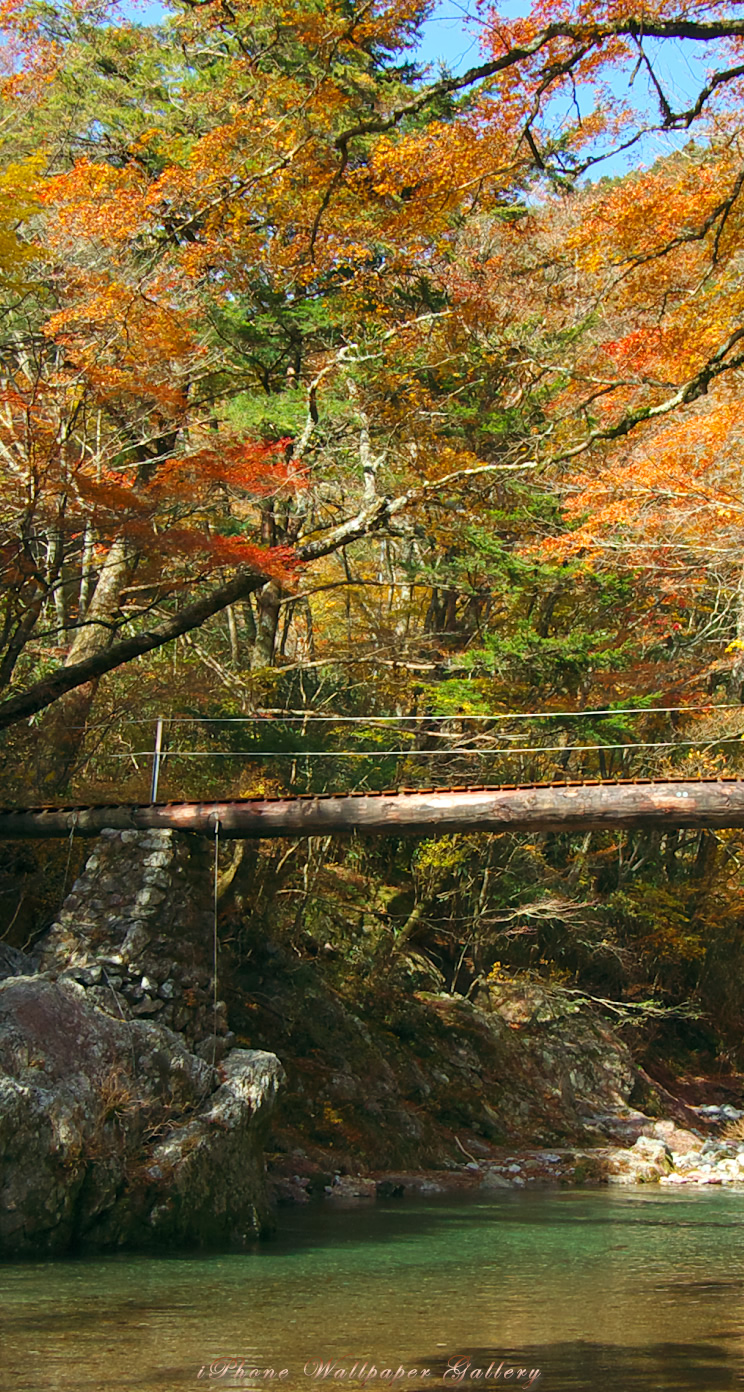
[3,1188,744,1392]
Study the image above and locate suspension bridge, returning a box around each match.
[3,776,744,837]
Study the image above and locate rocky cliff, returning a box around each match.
[0,829,284,1257]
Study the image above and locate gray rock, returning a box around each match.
[480,1171,514,1189]
[142,869,170,891]
[194,1033,235,1064]
[605,1135,673,1184]
[130,995,165,1015]
[0,944,35,981]
[133,887,166,910]
[64,965,102,986]
[0,975,284,1256]
[121,924,150,958]
[326,1174,376,1201]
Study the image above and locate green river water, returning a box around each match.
[3,1188,744,1392]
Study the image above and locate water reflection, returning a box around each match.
[423,1342,743,1391]
[3,1189,744,1392]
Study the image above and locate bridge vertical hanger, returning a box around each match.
[61,810,79,898]
[212,815,220,1067]
[150,718,164,803]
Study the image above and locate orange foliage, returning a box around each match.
[3,0,744,720]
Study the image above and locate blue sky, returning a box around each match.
[415,0,485,73]
[128,0,718,177]
[413,1,716,176]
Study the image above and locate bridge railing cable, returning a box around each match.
[120,735,744,759]
[93,702,744,726]
[82,704,744,802]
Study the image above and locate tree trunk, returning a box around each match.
[33,537,133,795]
[250,580,282,669]
[226,604,240,665]
[79,523,94,618]
[730,564,744,698]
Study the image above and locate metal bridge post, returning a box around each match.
[150,717,164,804]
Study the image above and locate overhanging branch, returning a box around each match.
[0,567,268,732]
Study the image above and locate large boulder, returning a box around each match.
[603,1135,674,1184]
[479,979,640,1144]
[0,973,284,1256]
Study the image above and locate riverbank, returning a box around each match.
[270,1108,744,1205]
[233,936,744,1193]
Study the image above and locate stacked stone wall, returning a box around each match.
[38,829,233,1059]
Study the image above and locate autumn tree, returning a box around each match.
[2,0,744,792]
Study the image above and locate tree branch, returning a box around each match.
[0,567,269,732]
[549,327,744,466]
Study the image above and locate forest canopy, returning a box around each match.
[1,0,744,797]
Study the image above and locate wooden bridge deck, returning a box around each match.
[3,777,744,837]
